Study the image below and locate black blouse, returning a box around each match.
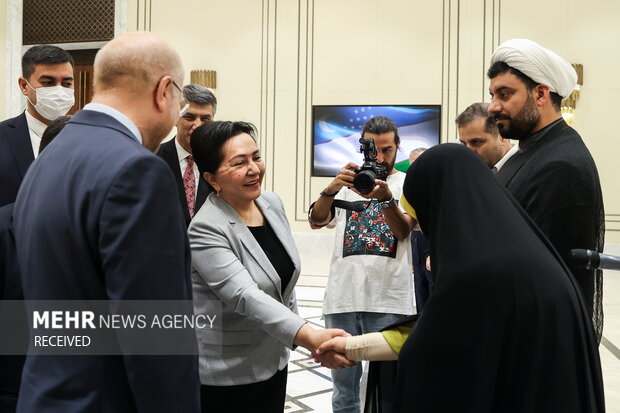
[248,221,294,294]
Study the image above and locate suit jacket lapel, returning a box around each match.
[7,113,34,178]
[157,139,192,225]
[256,196,301,298]
[495,150,530,186]
[212,195,283,297]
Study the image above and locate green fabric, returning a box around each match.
[394,159,411,173]
[381,324,413,355]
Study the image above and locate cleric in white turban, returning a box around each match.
[487,38,605,349]
[490,38,577,100]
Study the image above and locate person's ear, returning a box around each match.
[18,77,29,96]
[534,84,550,107]
[154,75,173,112]
[204,171,220,193]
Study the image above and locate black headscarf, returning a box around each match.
[392,144,604,413]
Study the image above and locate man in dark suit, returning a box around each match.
[13,32,200,412]
[0,115,71,413]
[0,45,74,207]
[158,84,216,225]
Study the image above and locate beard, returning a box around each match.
[494,94,540,140]
[379,156,396,175]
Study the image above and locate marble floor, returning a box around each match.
[287,235,620,412]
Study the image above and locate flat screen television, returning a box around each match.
[312,105,441,176]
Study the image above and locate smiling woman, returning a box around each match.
[188,121,352,413]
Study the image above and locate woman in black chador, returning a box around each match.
[392,144,604,412]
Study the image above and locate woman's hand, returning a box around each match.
[294,324,355,369]
[316,336,347,355]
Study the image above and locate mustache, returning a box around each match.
[493,114,511,121]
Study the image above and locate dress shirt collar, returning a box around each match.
[493,143,520,173]
[174,136,191,162]
[82,103,142,143]
[24,110,47,138]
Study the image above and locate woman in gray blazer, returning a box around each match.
[189,121,352,413]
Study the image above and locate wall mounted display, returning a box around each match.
[312,105,441,176]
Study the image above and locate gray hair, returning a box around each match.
[409,147,426,157]
[183,84,217,114]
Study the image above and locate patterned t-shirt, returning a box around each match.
[322,171,414,315]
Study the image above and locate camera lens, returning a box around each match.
[354,170,377,194]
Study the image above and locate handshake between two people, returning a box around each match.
[294,324,400,370]
[293,324,355,370]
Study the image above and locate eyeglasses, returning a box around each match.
[169,79,186,109]
[172,80,183,94]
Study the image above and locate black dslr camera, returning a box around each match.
[352,137,388,194]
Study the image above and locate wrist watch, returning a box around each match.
[379,196,395,209]
[320,188,339,197]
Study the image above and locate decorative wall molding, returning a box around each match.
[135,0,152,32]
[606,214,620,232]
[259,0,278,193]
[442,0,503,143]
[294,0,313,222]
[441,0,459,143]
[5,0,23,118]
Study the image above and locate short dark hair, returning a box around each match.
[39,115,71,154]
[22,45,74,80]
[191,121,257,176]
[455,102,498,135]
[361,115,400,146]
[183,84,217,114]
[487,61,562,110]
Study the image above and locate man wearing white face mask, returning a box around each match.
[0,45,75,207]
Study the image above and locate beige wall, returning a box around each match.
[139,0,620,240]
[3,0,619,241]
[498,0,620,242]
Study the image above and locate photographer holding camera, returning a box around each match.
[308,115,416,413]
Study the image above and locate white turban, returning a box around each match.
[490,39,577,100]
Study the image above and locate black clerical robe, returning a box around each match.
[496,118,604,339]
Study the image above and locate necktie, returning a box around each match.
[183,155,196,217]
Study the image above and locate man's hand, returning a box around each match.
[355,179,392,202]
[426,256,431,271]
[324,162,360,195]
[313,349,356,369]
[294,324,350,354]
[353,177,416,241]
[313,336,355,369]
[309,162,360,226]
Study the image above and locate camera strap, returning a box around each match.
[333,199,373,212]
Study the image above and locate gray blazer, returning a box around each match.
[189,191,306,386]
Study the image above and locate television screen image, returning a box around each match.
[312,105,441,176]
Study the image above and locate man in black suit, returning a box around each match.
[0,116,70,413]
[13,32,200,412]
[158,84,216,225]
[0,45,74,207]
